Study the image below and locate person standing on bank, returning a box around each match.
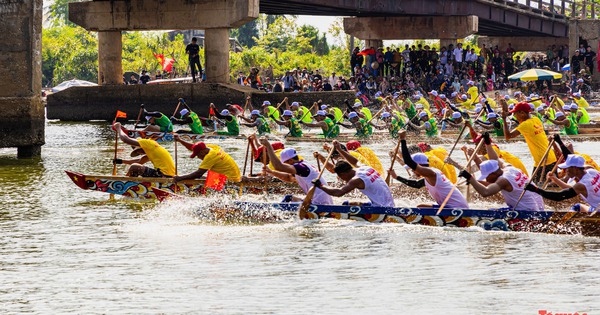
[185,37,202,83]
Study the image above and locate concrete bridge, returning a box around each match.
[2,0,600,157]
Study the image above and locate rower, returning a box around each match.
[389,130,469,209]
[427,90,445,116]
[258,137,333,205]
[457,132,544,211]
[321,104,344,124]
[142,104,173,133]
[301,110,339,138]
[209,104,240,136]
[571,92,590,109]
[526,148,599,213]
[288,101,313,124]
[170,101,204,135]
[475,112,504,137]
[407,111,438,137]
[413,93,430,111]
[112,122,175,177]
[458,94,474,110]
[466,80,478,105]
[546,111,578,135]
[348,112,373,138]
[568,103,590,124]
[416,142,457,183]
[173,137,241,184]
[443,111,465,130]
[502,101,557,183]
[372,111,404,138]
[239,109,271,135]
[225,103,244,116]
[261,100,280,123]
[353,102,373,121]
[271,110,303,138]
[312,143,394,207]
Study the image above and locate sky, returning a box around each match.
[296,15,338,44]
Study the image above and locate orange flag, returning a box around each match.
[115,110,127,119]
[205,170,227,191]
[153,53,176,72]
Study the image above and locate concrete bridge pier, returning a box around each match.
[0,0,45,158]
[205,28,231,83]
[365,39,383,49]
[98,31,123,85]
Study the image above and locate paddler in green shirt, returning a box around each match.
[272,110,303,138]
[261,100,280,123]
[210,104,239,136]
[288,101,313,124]
[372,111,403,138]
[569,103,590,124]
[353,102,372,121]
[321,104,344,123]
[348,111,373,138]
[475,112,504,137]
[239,110,271,135]
[170,107,204,134]
[407,111,438,137]
[301,110,339,138]
[547,111,578,135]
[142,104,173,132]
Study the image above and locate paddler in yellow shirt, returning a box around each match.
[112,122,175,177]
[458,94,475,110]
[413,93,430,111]
[572,92,590,109]
[173,137,241,183]
[466,80,478,103]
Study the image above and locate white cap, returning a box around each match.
[348,112,358,119]
[504,95,510,100]
[220,109,230,116]
[355,92,362,96]
[440,94,446,99]
[573,92,581,97]
[480,98,486,104]
[508,104,515,110]
[320,105,328,110]
[412,94,420,99]
[467,80,474,85]
[429,90,438,96]
[571,103,579,110]
[451,92,458,98]
[416,103,424,109]
[375,91,382,97]
[452,112,461,119]
[477,160,500,181]
[251,110,260,115]
[419,111,428,118]
[381,112,391,118]
[577,78,584,83]
[558,154,585,169]
[555,112,565,118]
[145,116,153,121]
[514,91,522,96]
[461,94,468,100]
[316,110,326,116]
[526,97,532,101]
[475,106,483,113]
[562,105,571,111]
[536,106,544,112]
[353,102,362,108]
[279,148,298,163]
[263,101,271,106]
[411,153,429,165]
[488,113,498,119]
[283,110,293,116]
[528,103,535,110]
[291,101,300,107]
[179,108,189,116]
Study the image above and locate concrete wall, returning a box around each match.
[47,83,355,121]
[0,0,45,156]
[569,19,600,83]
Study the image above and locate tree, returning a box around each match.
[231,20,258,48]
[46,0,84,27]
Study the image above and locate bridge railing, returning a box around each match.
[496,0,600,19]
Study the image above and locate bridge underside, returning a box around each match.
[260,0,568,37]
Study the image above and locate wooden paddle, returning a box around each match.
[439,125,467,171]
[386,136,402,185]
[436,139,485,215]
[239,139,251,196]
[110,127,119,200]
[513,138,556,210]
[172,100,182,118]
[298,147,336,220]
[173,137,180,193]
[261,145,268,192]
[542,153,562,189]
[298,102,317,122]
[133,106,144,129]
[463,149,472,202]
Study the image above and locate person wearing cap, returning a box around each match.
[111,122,175,178]
[141,104,173,133]
[225,103,244,117]
[373,111,404,138]
[352,102,373,121]
[271,110,303,138]
[502,100,557,183]
[443,111,466,130]
[169,100,204,135]
[575,77,592,97]
[457,93,475,110]
[526,149,600,213]
[239,109,271,135]
[415,142,457,183]
[571,92,590,109]
[347,111,373,138]
[312,141,394,207]
[323,104,344,124]
[568,103,590,124]
[300,110,339,138]
[407,111,438,137]
[475,112,504,137]
[458,133,544,211]
[389,130,469,209]
[547,111,578,135]
[466,80,479,105]
[413,93,430,111]
[261,100,281,123]
[210,103,239,136]
[428,90,445,116]
[258,137,333,205]
[173,138,241,184]
[287,100,313,124]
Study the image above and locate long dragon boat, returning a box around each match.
[215,201,600,237]
[123,129,282,142]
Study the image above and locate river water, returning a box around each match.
[1,121,599,314]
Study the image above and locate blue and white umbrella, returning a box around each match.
[561,64,570,71]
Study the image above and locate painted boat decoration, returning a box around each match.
[123,129,282,142]
[225,201,600,237]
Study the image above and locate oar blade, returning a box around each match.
[298,186,316,219]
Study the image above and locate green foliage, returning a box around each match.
[231,20,258,48]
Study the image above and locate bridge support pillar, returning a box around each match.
[439,39,458,49]
[365,39,383,49]
[477,36,569,53]
[0,0,45,157]
[205,28,230,83]
[98,31,123,85]
[570,20,600,84]
[344,16,478,40]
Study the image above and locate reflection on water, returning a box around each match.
[0,121,599,314]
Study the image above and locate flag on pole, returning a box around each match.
[205,170,227,191]
[114,110,127,122]
[153,53,176,72]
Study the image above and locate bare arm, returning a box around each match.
[318,178,363,197]
[259,137,296,174]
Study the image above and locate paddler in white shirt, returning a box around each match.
[456,132,544,211]
[313,141,395,207]
[388,130,469,209]
[258,137,333,205]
